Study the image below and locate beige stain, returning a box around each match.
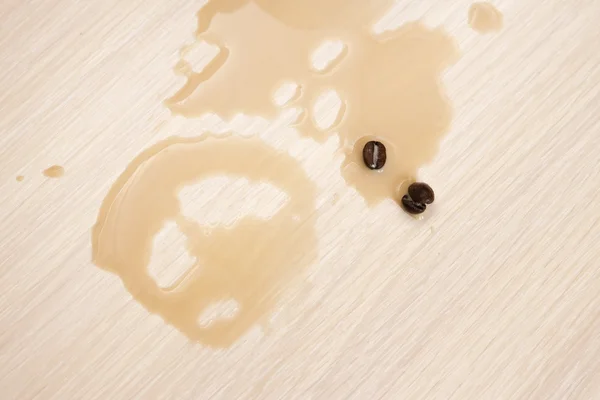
[92,135,318,347]
[468,2,504,34]
[93,0,461,347]
[16,175,24,182]
[43,165,64,178]
[166,0,459,205]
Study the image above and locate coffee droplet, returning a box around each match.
[408,182,435,204]
[362,140,387,170]
[468,2,503,34]
[16,175,24,182]
[43,165,64,178]
[401,195,426,214]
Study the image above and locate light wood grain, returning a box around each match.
[1,1,600,399]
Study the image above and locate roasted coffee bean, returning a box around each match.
[401,195,426,214]
[408,182,435,204]
[362,140,387,170]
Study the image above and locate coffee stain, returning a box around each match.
[92,134,318,347]
[93,0,461,347]
[43,165,64,178]
[166,0,459,205]
[16,175,24,182]
[468,2,503,34]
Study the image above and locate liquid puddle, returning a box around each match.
[167,0,460,205]
[93,0,461,346]
[468,2,503,34]
[92,135,318,347]
[43,165,64,178]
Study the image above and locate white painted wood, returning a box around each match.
[1,1,599,399]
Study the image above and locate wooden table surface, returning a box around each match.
[1,0,600,399]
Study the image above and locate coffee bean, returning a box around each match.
[362,141,386,170]
[401,195,426,214]
[408,182,435,204]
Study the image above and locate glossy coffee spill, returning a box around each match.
[468,2,503,34]
[93,0,461,347]
[167,0,460,205]
[92,135,318,347]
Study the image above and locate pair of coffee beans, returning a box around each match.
[362,141,434,215]
[402,182,434,214]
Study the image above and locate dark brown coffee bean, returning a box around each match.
[408,182,435,204]
[401,195,426,214]
[362,141,386,170]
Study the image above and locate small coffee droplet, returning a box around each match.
[43,165,65,178]
[408,182,435,204]
[401,195,426,214]
[362,140,386,170]
[16,175,24,182]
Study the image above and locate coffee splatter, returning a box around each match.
[93,0,461,346]
[468,2,503,34]
[43,165,64,178]
[92,135,318,347]
[167,0,459,205]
